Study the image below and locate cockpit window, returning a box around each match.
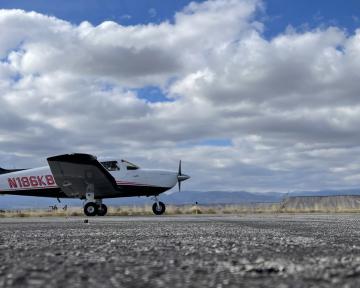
[121,159,139,170]
[101,161,120,171]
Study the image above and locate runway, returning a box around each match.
[1,214,360,287]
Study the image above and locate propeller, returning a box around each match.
[177,160,190,191]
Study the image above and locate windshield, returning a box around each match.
[121,159,139,170]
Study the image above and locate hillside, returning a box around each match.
[2,189,360,209]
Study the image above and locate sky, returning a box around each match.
[1,0,360,193]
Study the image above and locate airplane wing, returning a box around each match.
[47,153,118,198]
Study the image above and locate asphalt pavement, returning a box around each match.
[1,214,360,287]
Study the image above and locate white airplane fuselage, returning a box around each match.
[0,162,179,199]
[0,153,190,216]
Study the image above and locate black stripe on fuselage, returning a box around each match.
[0,185,170,199]
[115,184,170,197]
[0,187,66,198]
[0,168,26,175]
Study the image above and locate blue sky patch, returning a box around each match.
[0,0,357,34]
[11,73,22,83]
[262,0,360,39]
[199,139,233,147]
[0,0,202,25]
[178,139,233,148]
[134,86,173,103]
[0,1,358,40]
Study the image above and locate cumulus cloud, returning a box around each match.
[1,0,360,192]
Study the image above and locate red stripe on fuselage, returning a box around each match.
[116,180,148,186]
[0,185,58,192]
[116,180,163,188]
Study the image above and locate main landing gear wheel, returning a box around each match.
[84,202,98,217]
[97,204,108,216]
[152,201,166,215]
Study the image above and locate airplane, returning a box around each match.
[0,153,190,216]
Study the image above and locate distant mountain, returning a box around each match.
[0,191,283,209]
[160,190,284,205]
[291,189,360,197]
[1,189,360,209]
[0,196,79,210]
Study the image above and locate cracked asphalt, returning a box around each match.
[1,214,360,287]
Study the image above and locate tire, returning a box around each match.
[152,201,166,215]
[97,204,108,216]
[84,202,98,217]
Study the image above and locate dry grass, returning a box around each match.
[0,203,282,217]
[1,201,360,218]
[279,206,360,213]
[279,195,360,213]
[0,207,83,218]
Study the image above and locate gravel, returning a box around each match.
[1,214,360,287]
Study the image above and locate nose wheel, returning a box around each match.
[152,200,166,215]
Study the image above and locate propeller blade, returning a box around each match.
[177,160,190,192]
[178,160,181,191]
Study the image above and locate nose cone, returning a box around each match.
[177,174,190,182]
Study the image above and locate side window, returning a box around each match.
[122,160,140,170]
[127,165,138,170]
[101,161,120,171]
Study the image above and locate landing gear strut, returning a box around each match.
[152,196,166,215]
